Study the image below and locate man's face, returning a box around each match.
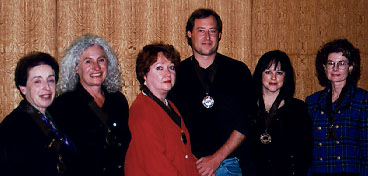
[187,16,221,56]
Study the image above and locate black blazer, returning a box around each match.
[48,83,131,176]
[0,100,62,176]
[251,98,313,176]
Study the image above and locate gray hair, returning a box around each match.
[57,34,122,95]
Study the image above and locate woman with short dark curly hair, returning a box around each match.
[315,39,361,87]
[306,39,367,175]
[1,52,75,175]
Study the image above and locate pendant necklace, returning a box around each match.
[192,56,218,109]
[325,84,348,140]
[142,86,187,145]
[258,94,283,144]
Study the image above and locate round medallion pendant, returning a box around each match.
[202,95,214,108]
[260,132,272,144]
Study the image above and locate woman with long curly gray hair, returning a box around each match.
[57,33,122,94]
[48,34,131,176]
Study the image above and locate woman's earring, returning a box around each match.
[144,80,147,85]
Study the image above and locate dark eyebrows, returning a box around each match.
[30,74,55,81]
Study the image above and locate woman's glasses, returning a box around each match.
[326,61,349,70]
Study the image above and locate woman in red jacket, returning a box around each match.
[125,43,200,176]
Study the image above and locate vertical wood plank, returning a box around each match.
[0,0,56,121]
[252,0,368,100]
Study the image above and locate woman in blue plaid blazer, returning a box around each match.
[305,39,368,176]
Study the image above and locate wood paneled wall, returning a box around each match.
[0,0,367,121]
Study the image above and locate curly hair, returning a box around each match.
[15,52,59,98]
[185,8,222,47]
[315,39,361,87]
[253,50,295,99]
[136,42,180,90]
[57,34,122,95]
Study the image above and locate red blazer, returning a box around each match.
[125,93,200,176]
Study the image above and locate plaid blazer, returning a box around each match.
[305,84,368,175]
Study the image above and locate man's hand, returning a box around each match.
[196,155,220,176]
[195,130,245,176]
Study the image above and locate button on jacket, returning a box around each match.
[305,84,368,175]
